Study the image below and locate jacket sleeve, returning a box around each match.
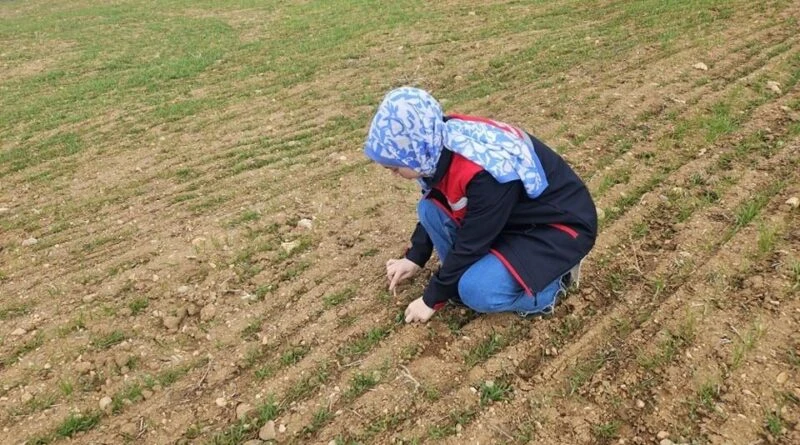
[404,222,433,267]
[422,172,521,308]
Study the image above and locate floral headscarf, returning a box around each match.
[364,87,548,198]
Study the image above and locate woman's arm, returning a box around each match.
[421,173,521,308]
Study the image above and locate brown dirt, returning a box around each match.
[2,1,800,445]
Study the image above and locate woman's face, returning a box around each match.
[384,165,421,180]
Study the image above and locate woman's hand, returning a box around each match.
[404,297,436,323]
[386,258,421,294]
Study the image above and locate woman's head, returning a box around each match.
[363,87,445,177]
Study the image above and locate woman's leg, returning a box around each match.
[458,254,565,315]
[417,199,457,262]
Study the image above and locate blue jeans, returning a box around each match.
[417,199,563,315]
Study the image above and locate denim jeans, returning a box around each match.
[417,199,563,314]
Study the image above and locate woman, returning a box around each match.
[364,87,597,323]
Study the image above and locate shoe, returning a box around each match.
[563,260,582,289]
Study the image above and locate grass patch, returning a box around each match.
[91,330,126,349]
[323,287,356,308]
[280,345,309,366]
[284,362,331,404]
[0,302,32,320]
[343,371,380,401]
[638,313,696,371]
[592,420,621,442]
[731,321,765,369]
[302,407,332,435]
[2,331,45,366]
[337,326,390,361]
[566,350,614,396]
[478,379,512,406]
[240,317,262,341]
[765,410,784,437]
[128,297,149,315]
[465,331,507,366]
[56,411,101,438]
[57,314,86,337]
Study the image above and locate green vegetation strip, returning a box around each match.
[26,359,206,444]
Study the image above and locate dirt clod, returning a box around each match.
[766,80,782,94]
[75,361,93,374]
[200,304,217,322]
[11,328,26,336]
[163,316,182,331]
[692,62,708,71]
[786,197,799,208]
[657,431,670,440]
[259,420,276,441]
[777,372,789,384]
[281,240,300,254]
[236,403,254,420]
[120,422,138,437]
[21,237,38,246]
[99,396,113,412]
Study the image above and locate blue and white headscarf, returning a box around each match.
[364,87,548,198]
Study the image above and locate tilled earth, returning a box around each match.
[1,1,800,444]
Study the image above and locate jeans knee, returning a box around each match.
[417,199,437,229]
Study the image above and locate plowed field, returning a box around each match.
[1,1,799,444]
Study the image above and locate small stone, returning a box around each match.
[11,328,26,336]
[596,207,605,220]
[786,197,799,209]
[163,316,181,331]
[296,218,313,230]
[636,399,645,409]
[82,294,96,303]
[142,389,153,400]
[777,372,789,384]
[21,391,33,403]
[766,81,782,95]
[191,237,207,246]
[187,303,199,316]
[43,363,51,370]
[278,424,287,433]
[0,207,9,213]
[75,361,93,374]
[657,431,670,440]
[259,420,276,441]
[215,397,227,407]
[236,403,254,420]
[177,285,191,294]
[281,240,300,254]
[200,304,216,322]
[328,441,337,445]
[99,396,113,412]
[21,237,38,246]
[120,422,138,437]
[692,62,708,71]
[115,355,128,368]
[660,440,674,445]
